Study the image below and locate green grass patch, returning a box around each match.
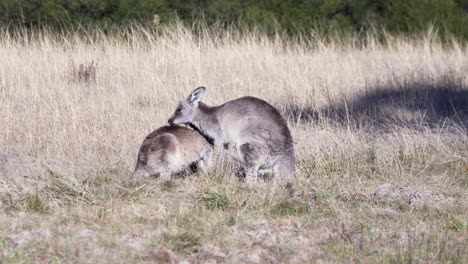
[384,233,467,263]
[90,175,113,186]
[21,194,51,214]
[447,219,467,232]
[198,190,229,211]
[452,162,468,188]
[46,175,88,204]
[0,194,51,214]
[165,232,200,253]
[160,180,178,192]
[314,191,333,199]
[269,200,311,218]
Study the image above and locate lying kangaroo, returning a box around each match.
[168,87,295,182]
[134,125,213,178]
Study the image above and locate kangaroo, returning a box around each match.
[134,125,213,178]
[168,86,295,182]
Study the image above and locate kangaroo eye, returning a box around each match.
[177,108,182,113]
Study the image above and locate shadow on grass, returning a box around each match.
[282,75,468,129]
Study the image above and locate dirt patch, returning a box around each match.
[0,152,74,196]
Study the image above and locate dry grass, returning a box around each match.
[0,25,467,263]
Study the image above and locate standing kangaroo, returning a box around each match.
[168,87,295,182]
[134,125,213,178]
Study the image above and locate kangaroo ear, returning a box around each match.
[188,86,206,106]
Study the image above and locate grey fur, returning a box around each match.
[134,125,213,178]
[168,87,295,182]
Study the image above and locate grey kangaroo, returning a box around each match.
[168,87,295,182]
[134,125,213,178]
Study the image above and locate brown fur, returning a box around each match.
[134,126,213,178]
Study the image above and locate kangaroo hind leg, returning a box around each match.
[239,143,261,183]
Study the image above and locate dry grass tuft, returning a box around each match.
[67,60,97,86]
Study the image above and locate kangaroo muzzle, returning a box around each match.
[168,117,175,125]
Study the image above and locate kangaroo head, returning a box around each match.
[168,86,206,125]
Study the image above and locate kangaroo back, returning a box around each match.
[134,126,213,178]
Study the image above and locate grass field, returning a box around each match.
[0,25,467,263]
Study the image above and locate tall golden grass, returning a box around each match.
[0,25,467,262]
[1,25,466,165]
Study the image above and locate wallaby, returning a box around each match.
[134,125,213,178]
[168,87,295,182]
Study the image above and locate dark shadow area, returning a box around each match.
[282,75,468,130]
[166,162,201,179]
